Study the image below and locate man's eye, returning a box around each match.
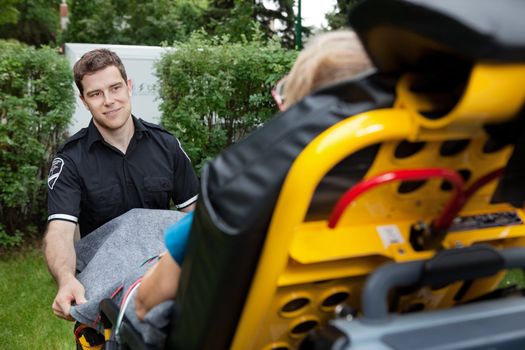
[113,86,121,91]
[90,92,100,97]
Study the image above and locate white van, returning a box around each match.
[64,43,173,134]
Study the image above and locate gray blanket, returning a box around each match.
[70,208,184,346]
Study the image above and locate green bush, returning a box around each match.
[0,40,74,248]
[157,31,297,171]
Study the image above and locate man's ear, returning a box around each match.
[127,79,133,96]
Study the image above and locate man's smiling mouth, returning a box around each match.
[103,107,122,116]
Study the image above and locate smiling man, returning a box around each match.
[43,49,198,322]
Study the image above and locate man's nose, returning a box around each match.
[103,92,115,105]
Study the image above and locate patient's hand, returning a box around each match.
[135,253,181,321]
[52,275,86,321]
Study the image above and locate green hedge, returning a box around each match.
[0,34,294,247]
[157,31,297,172]
[0,40,74,247]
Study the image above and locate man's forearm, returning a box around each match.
[44,221,86,320]
[43,226,77,286]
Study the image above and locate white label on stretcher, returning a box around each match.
[377,225,404,248]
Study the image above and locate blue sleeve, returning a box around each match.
[164,212,194,265]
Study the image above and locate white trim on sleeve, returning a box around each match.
[176,194,198,209]
[48,214,78,223]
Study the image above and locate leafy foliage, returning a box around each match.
[60,0,206,45]
[326,0,363,30]
[157,31,297,172]
[0,0,61,46]
[201,0,256,42]
[254,0,310,49]
[61,0,311,48]
[202,0,309,49]
[0,40,74,248]
[0,0,20,26]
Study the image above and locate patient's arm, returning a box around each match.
[135,253,181,321]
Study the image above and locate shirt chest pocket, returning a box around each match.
[144,176,172,208]
[88,184,122,207]
[85,184,123,222]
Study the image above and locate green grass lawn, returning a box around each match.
[1,245,524,350]
[499,268,525,289]
[0,246,73,349]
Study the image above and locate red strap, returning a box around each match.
[328,168,464,229]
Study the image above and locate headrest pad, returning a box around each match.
[350,0,525,73]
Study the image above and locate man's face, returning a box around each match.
[80,65,133,132]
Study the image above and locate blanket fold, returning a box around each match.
[70,208,184,347]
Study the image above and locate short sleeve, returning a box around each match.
[171,138,199,209]
[164,212,194,264]
[47,154,82,224]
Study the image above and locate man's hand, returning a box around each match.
[52,275,86,321]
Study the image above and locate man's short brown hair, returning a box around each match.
[73,49,128,96]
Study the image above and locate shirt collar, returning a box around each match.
[134,116,149,135]
[87,115,148,149]
[86,119,102,149]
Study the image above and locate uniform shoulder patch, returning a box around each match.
[48,157,64,190]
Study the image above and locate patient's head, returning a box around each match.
[281,29,373,110]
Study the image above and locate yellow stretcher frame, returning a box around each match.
[230,63,525,350]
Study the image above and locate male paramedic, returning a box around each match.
[43,48,199,321]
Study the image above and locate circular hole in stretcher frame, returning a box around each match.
[397,180,426,194]
[482,138,508,154]
[288,316,320,338]
[279,293,312,318]
[394,140,426,159]
[262,341,291,350]
[439,139,470,157]
[319,287,351,312]
[441,168,471,191]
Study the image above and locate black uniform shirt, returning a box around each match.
[47,116,199,237]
